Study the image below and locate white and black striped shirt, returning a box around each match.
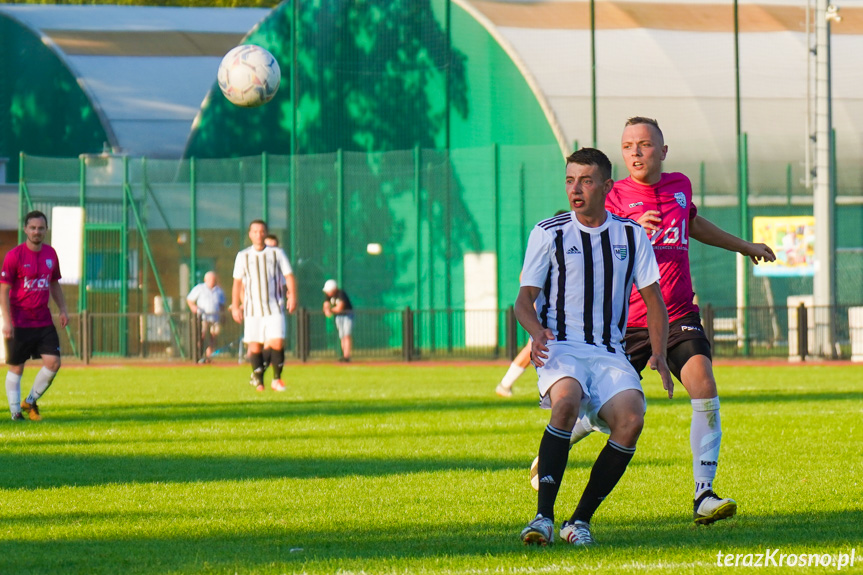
[521,210,660,354]
[232,246,293,318]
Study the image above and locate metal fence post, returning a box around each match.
[190,312,201,363]
[798,302,808,361]
[703,304,715,351]
[296,307,309,363]
[505,306,518,360]
[402,306,414,362]
[82,310,90,365]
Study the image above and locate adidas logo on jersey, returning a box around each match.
[566,246,580,254]
[539,475,556,485]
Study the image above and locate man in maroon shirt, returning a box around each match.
[0,210,69,421]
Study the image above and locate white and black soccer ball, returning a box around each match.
[217,45,281,108]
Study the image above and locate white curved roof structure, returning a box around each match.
[0,5,269,158]
[1,0,861,191]
[467,0,863,193]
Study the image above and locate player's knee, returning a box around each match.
[612,411,643,444]
[550,397,580,429]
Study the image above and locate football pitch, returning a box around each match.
[1,362,860,574]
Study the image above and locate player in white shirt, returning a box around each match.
[517,148,673,547]
[262,234,288,376]
[231,220,297,392]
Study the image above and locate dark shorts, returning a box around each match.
[623,311,712,383]
[6,325,61,366]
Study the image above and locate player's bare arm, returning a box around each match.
[0,283,13,339]
[285,274,297,314]
[48,281,69,328]
[230,278,244,323]
[690,215,777,265]
[638,281,674,398]
[514,285,554,367]
[330,299,345,315]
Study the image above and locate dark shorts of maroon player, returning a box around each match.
[5,325,61,365]
[623,311,712,383]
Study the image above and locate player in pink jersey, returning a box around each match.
[529,117,775,524]
[0,210,69,421]
[598,118,775,524]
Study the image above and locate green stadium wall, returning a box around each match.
[0,13,109,183]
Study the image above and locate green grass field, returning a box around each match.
[1,362,861,574]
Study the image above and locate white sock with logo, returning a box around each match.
[6,372,22,415]
[26,367,57,404]
[691,397,722,499]
[498,363,525,391]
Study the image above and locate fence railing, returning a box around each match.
[50,303,863,363]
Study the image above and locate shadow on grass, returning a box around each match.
[25,388,863,428]
[0,452,605,490]
[643,390,863,407]
[35,396,538,425]
[1,509,861,575]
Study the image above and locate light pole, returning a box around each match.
[813,0,840,357]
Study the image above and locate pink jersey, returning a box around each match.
[0,243,62,328]
[606,173,699,327]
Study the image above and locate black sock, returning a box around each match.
[271,348,285,379]
[536,424,572,521]
[261,348,272,370]
[571,440,636,524]
[250,352,265,385]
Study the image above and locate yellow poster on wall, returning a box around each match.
[752,216,815,277]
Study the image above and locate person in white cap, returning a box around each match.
[322,279,353,362]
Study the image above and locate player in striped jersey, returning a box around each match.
[231,220,297,392]
[517,148,673,546]
[261,234,287,378]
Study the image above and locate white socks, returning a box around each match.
[6,372,22,415]
[26,367,57,404]
[498,363,526,391]
[569,415,597,446]
[691,396,722,498]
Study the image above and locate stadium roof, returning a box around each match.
[0,5,269,158]
[466,0,863,183]
[1,1,861,174]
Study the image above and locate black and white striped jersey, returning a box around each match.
[520,210,660,354]
[232,246,293,318]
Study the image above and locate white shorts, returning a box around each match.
[243,314,285,344]
[335,314,353,338]
[536,341,645,429]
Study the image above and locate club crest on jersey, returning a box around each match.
[675,192,687,208]
[46,259,53,269]
[613,245,628,261]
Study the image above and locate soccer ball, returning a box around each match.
[217,45,281,108]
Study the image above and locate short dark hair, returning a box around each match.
[249,219,267,231]
[264,234,279,246]
[566,148,612,182]
[24,210,48,227]
[625,116,664,142]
